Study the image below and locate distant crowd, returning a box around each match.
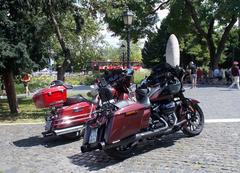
[186,61,240,89]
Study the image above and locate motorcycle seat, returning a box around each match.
[64,95,85,106]
[135,88,151,108]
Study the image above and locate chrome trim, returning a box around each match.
[54,125,84,136]
[55,113,91,122]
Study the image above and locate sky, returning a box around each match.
[100,9,169,48]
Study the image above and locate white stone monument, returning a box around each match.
[165,34,180,66]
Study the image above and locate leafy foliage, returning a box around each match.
[169,0,239,68]
[0,0,50,74]
[142,0,240,68]
[142,19,170,68]
[102,0,159,42]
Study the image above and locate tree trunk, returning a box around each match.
[213,15,237,69]
[56,56,71,81]
[185,0,237,70]
[2,70,18,114]
[206,37,216,69]
[48,0,71,81]
[57,67,65,81]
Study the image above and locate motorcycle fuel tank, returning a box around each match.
[105,100,151,144]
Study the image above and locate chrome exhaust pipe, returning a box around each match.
[54,125,84,136]
[135,118,169,140]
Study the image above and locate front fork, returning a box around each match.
[177,93,200,122]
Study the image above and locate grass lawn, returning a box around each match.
[0,90,89,124]
[0,97,46,123]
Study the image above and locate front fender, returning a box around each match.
[188,98,200,104]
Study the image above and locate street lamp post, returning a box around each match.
[123,8,133,68]
[120,44,126,68]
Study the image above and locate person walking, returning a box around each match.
[228,62,240,90]
[21,73,31,96]
[189,61,197,88]
[225,68,232,84]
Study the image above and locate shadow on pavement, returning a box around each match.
[13,135,79,148]
[69,132,186,171]
[69,151,120,171]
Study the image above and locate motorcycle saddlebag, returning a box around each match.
[104,100,151,144]
[33,86,67,108]
[53,102,93,129]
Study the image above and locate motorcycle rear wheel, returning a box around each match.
[182,103,204,137]
[104,144,136,160]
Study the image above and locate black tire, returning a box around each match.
[182,103,204,137]
[61,131,81,140]
[104,144,136,160]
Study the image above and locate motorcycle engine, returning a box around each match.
[159,101,177,127]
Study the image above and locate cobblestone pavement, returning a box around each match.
[184,86,240,119]
[0,87,240,173]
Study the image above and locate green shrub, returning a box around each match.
[134,69,151,84]
[10,70,151,95]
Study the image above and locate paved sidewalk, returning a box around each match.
[184,87,240,119]
[0,87,240,173]
[0,123,239,173]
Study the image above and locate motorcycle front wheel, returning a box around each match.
[104,144,136,160]
[182,103,204,137]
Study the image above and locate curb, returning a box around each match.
[1,119,240,126]
[0,122,44,126]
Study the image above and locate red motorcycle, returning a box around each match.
[81,63,204,159]
[32,70,134,139]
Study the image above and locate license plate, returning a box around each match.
[89,128,98,144]
[45,120,52,131]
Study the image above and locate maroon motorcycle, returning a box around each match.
[32,70,134,139]
[81,63,204,159]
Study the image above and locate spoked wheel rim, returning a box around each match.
[182,104,204,136]
[186,110,202,132]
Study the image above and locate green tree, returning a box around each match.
[168,0,239,69]
[131,43,142,62]
[222,28,240,68]
[42,0,79,81]
[0,0,50,113]
[48,9,103,72]
[103,0,159,42]
[142,20,170,68]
